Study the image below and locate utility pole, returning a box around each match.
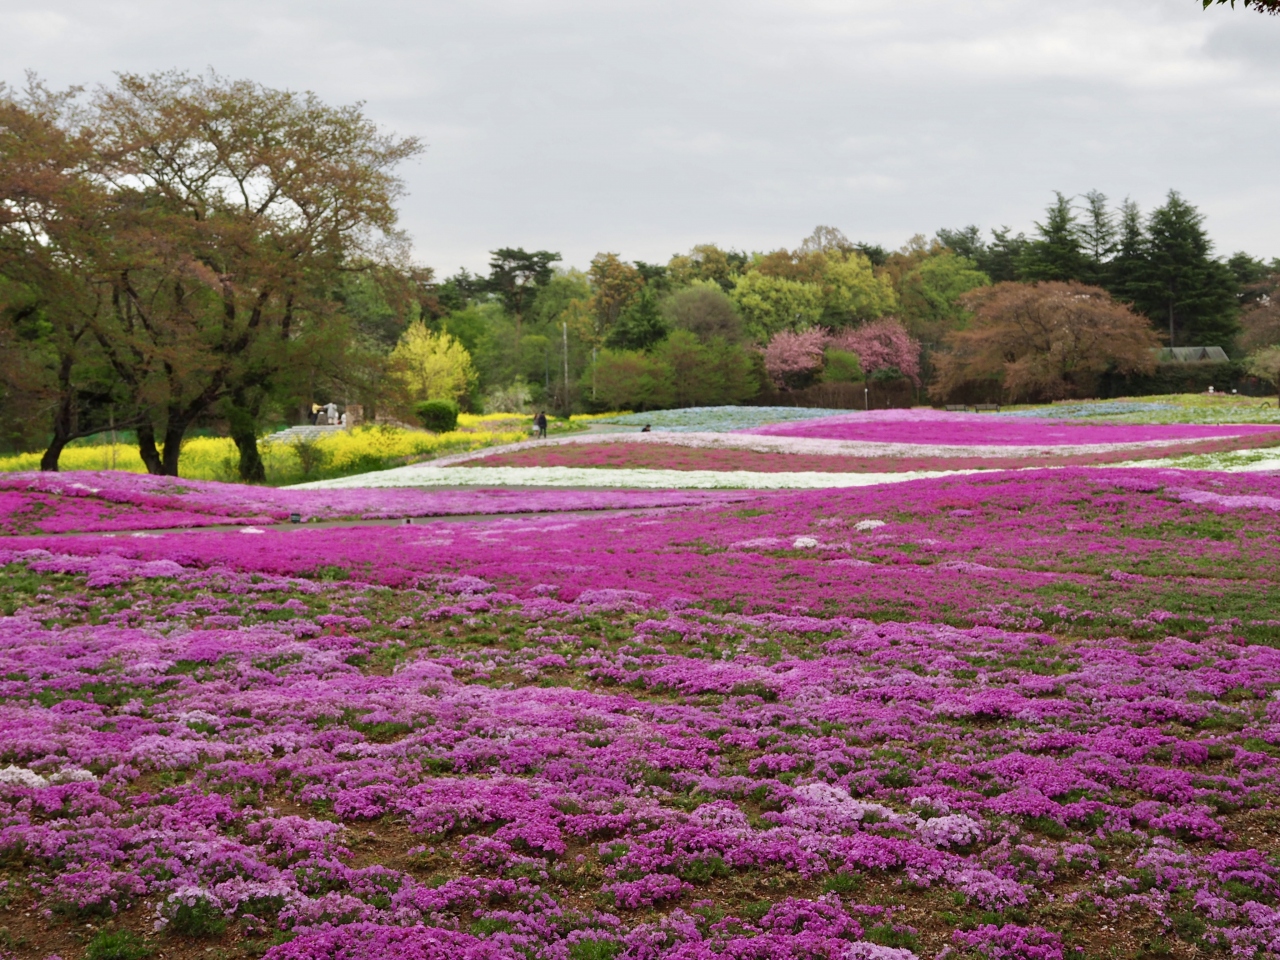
[562,320,570,417]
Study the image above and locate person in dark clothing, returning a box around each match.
[534,411,548,438]
[641,424,651,432]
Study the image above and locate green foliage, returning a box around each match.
[822,871,862,893]
[531,270,593,328]
[654,331,758,407]
[1244,346,1280,388]
[1019,192,1089,283]
[588,350,673,411]
[414,399,460,432]
[167,898,227,938]
[663,283,746,344]
[678,854,731,883]
[484,248,561,320]
[434,303,493,360]
[588,332,758,411]
[338,271,409,350]
[1128,191,1239,349]
[607,286,669,351]
[86,929,153,960]
[730,271,823,341]
[866,924,921,951]
[818,250,899,324]
[899,251,990,341]
[1202,0,1280,13]
[938,225,1030,284]
[568,940,622,960]
[391,324,477,405]
[821,348,864,383]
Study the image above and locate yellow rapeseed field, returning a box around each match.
[0,413,626,484]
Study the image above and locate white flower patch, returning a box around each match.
[731,537,788,549]
[292,466,976,491]
[854,519,886,531]
[845,942,920,960]
[918,813,986,848]
[0,765,48,789]
[792,536,820,548]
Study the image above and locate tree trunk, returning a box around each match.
[39,429,70,472]
[160,418,186,476]
[227,401,266,482]
[137,422,164,475]
[40,354,78,471]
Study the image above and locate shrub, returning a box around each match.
[415,399,460,433]
[165,901,227,942]
[822,348,864,383]
[1245,346,1280,394]
[389,324,477,405]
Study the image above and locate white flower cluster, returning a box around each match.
[294,465,971,491]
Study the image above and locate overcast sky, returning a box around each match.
[5,0,1279,275]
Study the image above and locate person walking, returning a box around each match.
[534,410,548,439]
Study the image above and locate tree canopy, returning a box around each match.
[932,282,1160,403]
[1203,0,1280,11]
[0,71,421,476]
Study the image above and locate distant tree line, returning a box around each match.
[5,72,1280,478]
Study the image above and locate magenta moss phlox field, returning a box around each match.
[1,468,1279,959]
[741,409,1280,446]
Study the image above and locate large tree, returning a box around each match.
[1019,192,1089,283]
[484,248,561,344]
[1,72,420,477]
[663,284,746,344]
[1126,191,1238,349]
[931,281,1160,402]
[898,251,990,344]
[0,82,144,469]
[1106,199,1148,306]
[1077,190,1118,288]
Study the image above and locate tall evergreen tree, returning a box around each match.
[935,225,1027,283]
[1078,190,1117,287]
[1128,191,1238,349]
[936,226,985,263]
[1019,192,1088,282]
[983,228,1030,283]
[1106,199,1147,305]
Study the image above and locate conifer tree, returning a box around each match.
[1129,192,1238,349]
[1078,190,1118,287]
[1019,193,1088,282]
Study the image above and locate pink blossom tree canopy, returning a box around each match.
[765,319,922,390]
[828,318,922,386]
[762,328,829,389]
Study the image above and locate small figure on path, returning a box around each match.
[309,403,321,425]
[641,424,651,433]
[534,411,548,438]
